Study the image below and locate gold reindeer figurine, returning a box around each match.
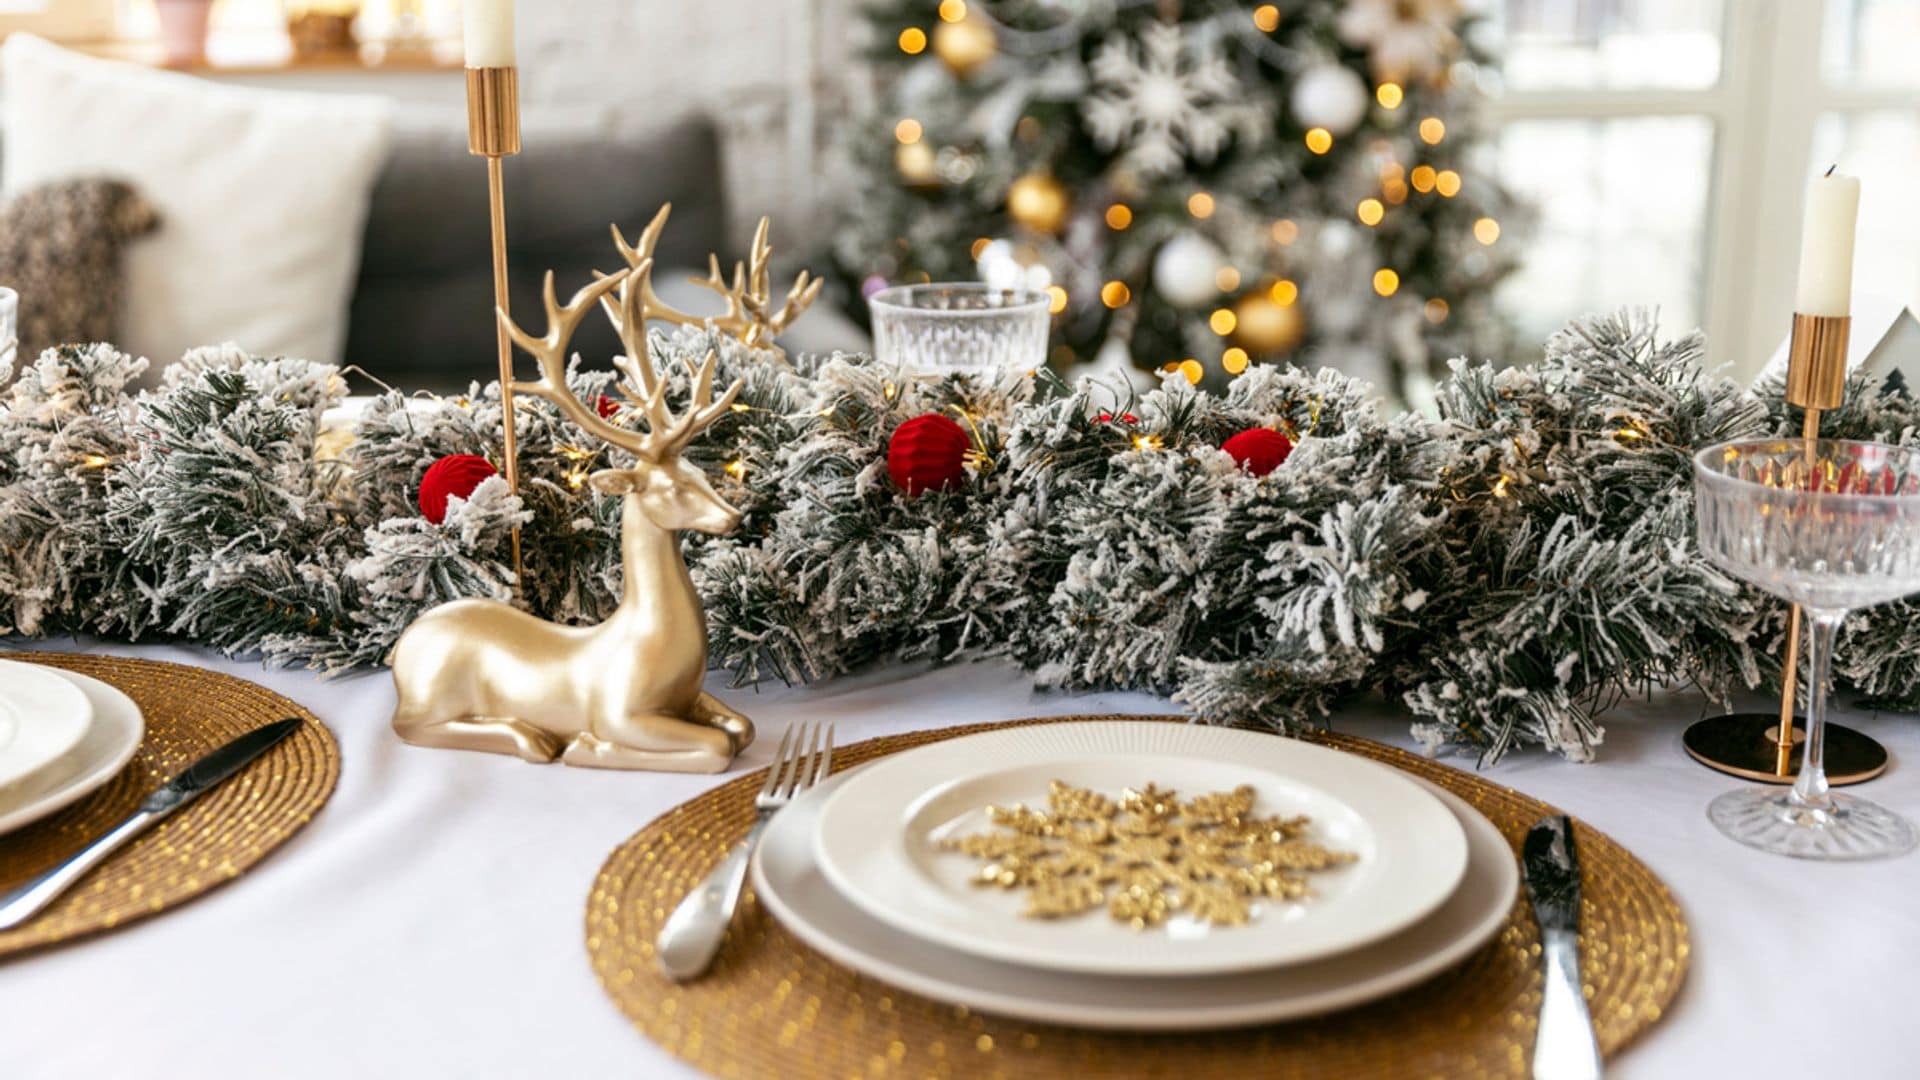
[389,245,765,773]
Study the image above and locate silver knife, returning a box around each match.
[0,716,304,931]
[1524,814,1603,1080]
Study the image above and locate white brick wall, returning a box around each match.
[514,0,861,250]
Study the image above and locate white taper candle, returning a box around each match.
[462,0,516,68]
[1793,168,1861,317]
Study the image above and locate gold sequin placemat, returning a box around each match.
[586,716,1689,1079]
[0,653,339,959]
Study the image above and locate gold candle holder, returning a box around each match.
[466,66,524,585]
[1682,312,1888,785]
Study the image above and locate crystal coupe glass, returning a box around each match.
[1694,438,1920,859]
[868,283,1050,375]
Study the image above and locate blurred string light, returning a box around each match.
[938,0,966,22]
[1425,298,1451,323]
[1304,127,1333,154]
[1473,217,1500,244]
[1435,169,1462,197]
[898,27,926,54]
[1252,4,1280,32]
[1380,161,1408,204]
[1215,266,1241,291]
[1357,198,1384,226]
[1410,165,1436,192]
[894,118,922,143]
[1209,308,1237,335]
[1101,280,1131,308]
[1375,82,1403,109]
[1177,360,1204,385]
[1187,191,1216,218]
[1105,203,1132,229]
[1373,268,1400,297]
[1222,347,1250,375]
[1418,117,1445,144]
[1046,285,1069,313]
[1270,219,1299,245]
[1269,279,1298,305]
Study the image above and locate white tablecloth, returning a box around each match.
[3,638,1917,1079]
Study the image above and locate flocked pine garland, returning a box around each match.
[4,309,1919,764]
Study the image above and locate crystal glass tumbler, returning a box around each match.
[1694,438,1920,859]
[868,283,1050,375]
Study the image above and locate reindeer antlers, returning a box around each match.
[501,262,741,464]
[500,204,806,464]
[608,204,822,349]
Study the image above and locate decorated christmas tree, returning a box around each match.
[829,0,1521,403]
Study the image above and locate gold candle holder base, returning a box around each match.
[466,64,523,586]
[1682,712,1887,786]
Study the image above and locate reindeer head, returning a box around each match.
[501,256,744,537]
[586,454,738,536]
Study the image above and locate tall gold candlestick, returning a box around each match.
[1682,312,1887,785]
[1774,313,1848,775]
[467,65,524,586]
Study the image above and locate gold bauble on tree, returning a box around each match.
[1006,171,1071,235]
[933,14,997,78]
[1233,292,1307,354]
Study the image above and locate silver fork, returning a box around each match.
[655,721,834,981]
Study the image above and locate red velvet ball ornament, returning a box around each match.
[418,454,499,524]
[1222,428,1294,477]
[594,395,620,419]
[887,413,971,496]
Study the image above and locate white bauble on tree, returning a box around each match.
[1152,232,1225,307]
[1289,63,1370,135]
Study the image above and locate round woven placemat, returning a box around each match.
[0,653,339,959]
[587,715,1689,1079]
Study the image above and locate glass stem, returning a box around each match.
[1793,611,1845,811]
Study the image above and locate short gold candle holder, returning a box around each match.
[1683,312,1889,786]
[466,65,524,584]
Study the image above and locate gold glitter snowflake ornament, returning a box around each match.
[940,780,1356,930]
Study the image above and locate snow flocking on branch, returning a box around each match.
[5,309,1920,766]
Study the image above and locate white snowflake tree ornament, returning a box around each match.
[1082,21,1260,178]
[1337,0,1462,83]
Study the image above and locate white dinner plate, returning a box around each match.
[812,722,1468,977]
[0,665,144,837]
[754,764,1519,1030]
[0,658,94,791]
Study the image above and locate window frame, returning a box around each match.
[1482,0,1920,379]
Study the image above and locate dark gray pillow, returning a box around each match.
[0,178,157,358]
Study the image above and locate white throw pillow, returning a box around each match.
[2,34,393,367]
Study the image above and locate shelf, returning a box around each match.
[61,33,462,76]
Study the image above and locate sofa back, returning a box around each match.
[0,114,727,390]
[348,116,726,389]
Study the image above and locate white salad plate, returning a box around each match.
[0,664,145,837]
[811,722,1469,977]
[753,763,1519,1030]
[0,658,94,792]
